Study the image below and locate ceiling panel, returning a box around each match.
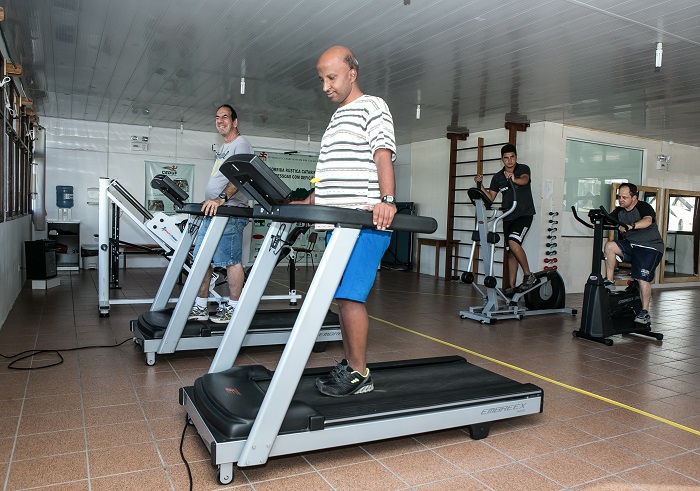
[5,0,700,146]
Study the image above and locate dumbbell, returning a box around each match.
[545,250,557,255]
[547,236,557,241]
[544,257,557,263]
[549,212,559,216]
[547,227,557,232]
[548,220,558,224]
[544,265,558,270]
[546,242,557,248]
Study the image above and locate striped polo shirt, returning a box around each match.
[314,94,396,210]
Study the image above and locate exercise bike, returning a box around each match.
[571,206,664,345]
[459,186,576,324]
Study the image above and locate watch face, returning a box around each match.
[382,195,395,204]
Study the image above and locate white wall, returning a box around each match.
[39,117,322,268]
[406,122,700,292]
[0,216,32,326]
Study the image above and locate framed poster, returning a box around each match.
[145,161,195,214]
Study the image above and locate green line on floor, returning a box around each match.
[372,315,700,438]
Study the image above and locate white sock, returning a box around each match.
[195,297,207,308]
[228,300,238,308]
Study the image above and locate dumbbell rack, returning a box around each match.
[544,211,558,271]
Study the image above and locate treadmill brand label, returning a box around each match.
[225,387,241,396]
[481,403,526,415]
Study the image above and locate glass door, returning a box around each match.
[662,190,700,283]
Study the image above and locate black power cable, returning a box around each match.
[180,420,194,491]
[1,337,133,370]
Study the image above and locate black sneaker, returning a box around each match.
[519,273,537,291]
[603,279,615,291]
[317,365,374,397]
[635,310,651,325]
[315,359,348,388]
[503,287,516,297]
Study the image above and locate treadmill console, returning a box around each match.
[219,154,291,212]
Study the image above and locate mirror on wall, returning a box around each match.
[609,184,662,286]
[661,189,700,283]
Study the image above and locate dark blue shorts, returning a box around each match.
[327,228,392,303]
[614,239,663,283]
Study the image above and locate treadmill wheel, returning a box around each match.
[217,465,233,485]
[312,342,327,353]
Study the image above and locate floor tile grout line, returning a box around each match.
[370,314,700,437]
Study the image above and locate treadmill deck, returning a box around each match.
[185,356,543,442]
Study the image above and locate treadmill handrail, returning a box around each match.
[179,203,254,219]
[179,202,437,234]
[251,204,437,234]
[218,154,437,233]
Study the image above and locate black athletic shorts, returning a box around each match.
[503,215,533,250]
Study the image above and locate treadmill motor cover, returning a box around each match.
[193,365,324,440]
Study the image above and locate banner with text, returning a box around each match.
[250,151,322,264]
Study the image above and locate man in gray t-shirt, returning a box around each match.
[188,104,253,324]
[605,183,664,325]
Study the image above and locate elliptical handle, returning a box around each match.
[570,206,594,229]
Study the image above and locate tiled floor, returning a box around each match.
[1,267,699,491]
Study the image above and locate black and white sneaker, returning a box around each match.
[603,279,615,291]
[315,359,348,388]
[635,310,651,325]
[188,305,209,321]
[210,303,234,324]
[317,365,374,397]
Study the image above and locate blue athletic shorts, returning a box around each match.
[193,216,249,268]
[327,228,392,303]
[614,239,663,283]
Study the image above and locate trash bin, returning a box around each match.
[81,244,99,269]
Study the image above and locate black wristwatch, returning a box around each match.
[381,195,396,205]
[217,192,228,201]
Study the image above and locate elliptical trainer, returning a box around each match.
[459,186,576,324]
[571,206,664,345]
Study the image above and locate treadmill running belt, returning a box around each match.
[191,356,543,440]
[138,308,340,339]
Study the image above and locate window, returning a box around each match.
[564,140,644,213]
[667,196,696,233]
[1,69,33,221]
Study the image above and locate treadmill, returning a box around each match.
[180,154,544,485]
[131,175,341,366]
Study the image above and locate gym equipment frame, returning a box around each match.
[180,155,545,485]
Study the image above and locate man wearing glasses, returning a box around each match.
[604,183,664,324]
